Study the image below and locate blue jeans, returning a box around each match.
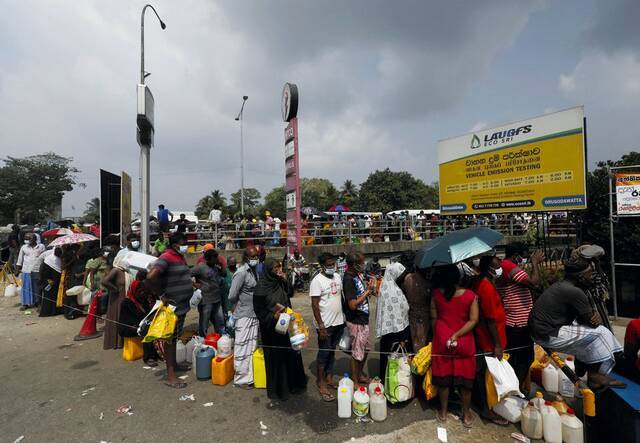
[316,324,345,375]
[198,302,226,337]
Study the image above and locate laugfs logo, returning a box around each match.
[471,124,532,149]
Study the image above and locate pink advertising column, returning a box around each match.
[282,83,302,254]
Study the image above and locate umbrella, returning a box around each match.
[301,207,319,216]
[328,204,350,212]
[42,227,74,238]
[48,233,99,247]
[414,227,503,268]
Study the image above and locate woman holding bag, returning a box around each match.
[431,264,479,428]
[253,259,307,400]
[375,262,412,378]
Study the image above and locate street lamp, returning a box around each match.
[235,95,248,217]
[137,4,166,254]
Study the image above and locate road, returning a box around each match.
[0,293,518,443]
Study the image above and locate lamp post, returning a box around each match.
[137,4,166,254]
[235,95,248,217]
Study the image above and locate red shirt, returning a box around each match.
[624,318,640,372]
[472,278,507,352]
[497,258,533,327]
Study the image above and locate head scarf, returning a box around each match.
[375,262,409,338]
[44,249,62,273]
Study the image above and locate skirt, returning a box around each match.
[20,273,35,306]
[233,316,259,385]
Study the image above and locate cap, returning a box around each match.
[203,243,214,252]
[563,257,591,275]
[576,244,605,260]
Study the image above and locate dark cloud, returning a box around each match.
[584,0,640,53]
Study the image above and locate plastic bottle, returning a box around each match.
[542,364,559,393]
[370,386,387,422]
[531,391,545,410]
[338,386,352,418]
[275,313,291,334]
[368,377,384,397]
[521,401,543,440]
[541,400,562,443]
[558,356,575,398]
[339,373,354,396]
[561,408,584,443]
[352,386,370,417]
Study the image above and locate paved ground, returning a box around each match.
[0,293,521,443]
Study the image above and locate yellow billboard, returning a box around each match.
[438,107,586,214]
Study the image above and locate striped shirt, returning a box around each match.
[496,259,532,328]
[153,249,193,316]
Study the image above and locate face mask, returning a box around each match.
[24,240,29,244]
[131,241,140,249]
[491,267,503,278]
[178,245,188,254]
[103,252,110,258]
[324,267,336,277]
[472,258,480,267]
[248,259,259,267]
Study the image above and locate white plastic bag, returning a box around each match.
[66,285,86,297]
[189,289,203,309]
[4,283,19,297]
[385,343,414,403]
[338,327,351,352]
[76,287,92,305]
[485,356,524,402]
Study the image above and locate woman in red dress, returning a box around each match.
[431,264,479,427]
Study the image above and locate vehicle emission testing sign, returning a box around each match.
[438,106,587,215]
[615,173,640,215]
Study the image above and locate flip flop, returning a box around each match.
[608,379,627,389]
[318,388,335,402]
[326,379,339,389]
[164,381,187,389]
[436,412,447,423]
[462,415,475,429]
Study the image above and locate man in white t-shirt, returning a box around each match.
[209,205,222,224]
[309,252,345,402]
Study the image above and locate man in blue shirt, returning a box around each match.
[157,204,174,233]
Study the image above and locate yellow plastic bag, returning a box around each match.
[411,343,432,375]
[423,367,438,400]
[253,348,267,389]
[143,305,177,343]
[122,337,144,361]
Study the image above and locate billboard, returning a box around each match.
[120,171,132,247]
[282,83,301,252]
[615,173,640,215]
[438,106,587,214]
[100,169,121,245]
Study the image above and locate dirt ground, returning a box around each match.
[0,293,520,443]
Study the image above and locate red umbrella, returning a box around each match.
[42,228,74,238]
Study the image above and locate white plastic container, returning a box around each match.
[558,357,575,398]
[521,402,543,440]
[352,386,370,417]
[561,408,584,443]
[368,377,384,397]
[186,336,202,364]
[531,391,546,410]
[290,333,307,351]
[541,401,562,443]
[176,341,187,364]
[370,387,387,422]
[275,313,291,334]
[4,283,19,297]
[339,373,354,395]
[338,386,352,418]
[542,364,559,393]
[217,334,234,359]
[493,396,527,423]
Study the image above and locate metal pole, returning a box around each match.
[240,111,244,217]
[608,167,618,319]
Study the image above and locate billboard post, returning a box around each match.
[282,83,301,253]
[438,107,587,214]
[120,172,132,248]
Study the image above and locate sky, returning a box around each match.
[1,0,639,217]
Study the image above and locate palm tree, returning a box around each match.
[82,197,100,223]
[195,190,227,220]
[340,180,359,207]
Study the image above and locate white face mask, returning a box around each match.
[179,245,189,254]
[131,241,140,249]
[324,267,336,277]
[492,267,503,278]
[248,259,259,267]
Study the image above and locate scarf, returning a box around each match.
[44,251,62,273]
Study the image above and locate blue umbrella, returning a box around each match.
[414,227,503,268]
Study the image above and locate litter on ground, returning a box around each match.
[179,394,195,401]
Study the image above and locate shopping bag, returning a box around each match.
[338,327,351,352]
[142,303,177,343]
[385,343,414,404]
[190,289,203,309]
[485,354,523,405]
[411,343,432,375]
[422,367,438,400]
[137,300,162,337]
[253,348,267,389]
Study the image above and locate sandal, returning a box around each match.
[462,416,474,429]
[436,412,447,423]
[490,417,509,426]
[607,379,627,389]
[164,380,187,389]
[144,359,159,368]
[317,387,335,402]
[326,378,339,389]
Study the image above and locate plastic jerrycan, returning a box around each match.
[542,364,559,393]
[541,401,562,443]
[186,336,202,364]
[212,355,235,386]
[531,391,545,410]
[558,356,575,397]
[339,373,354,396]
[521,401,543,440]
[196,347,216,380]
[217,334,234,359]
[338,386,352,418]
[561,408,584,443]
[368,377,384,397]
[352,386,370,417]
[176,341,187,364]
[370,387,387,422]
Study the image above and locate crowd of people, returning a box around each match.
[6,219,640,427]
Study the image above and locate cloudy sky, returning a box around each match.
[2,0,639,216]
